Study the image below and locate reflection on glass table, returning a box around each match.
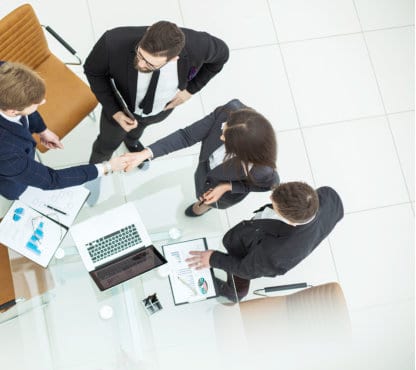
[0,160,352,370]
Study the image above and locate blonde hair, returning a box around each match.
[0,62,45,111]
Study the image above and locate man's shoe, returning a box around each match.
[124,141,144,153]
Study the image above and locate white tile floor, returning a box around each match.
[0,1,414,369]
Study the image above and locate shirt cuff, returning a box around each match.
[144,147,154,160]
[95,164,105,177]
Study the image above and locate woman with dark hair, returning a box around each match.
[123,99,279,216]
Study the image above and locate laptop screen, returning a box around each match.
[90,245,167,291]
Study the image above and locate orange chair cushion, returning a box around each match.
[0,4,98,153]
[35,55,98,152]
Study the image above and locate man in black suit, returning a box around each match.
[84,21,229,164]
[186,182,344,301]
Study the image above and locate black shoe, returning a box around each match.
[124,141,145,153]
[213,277,239,303]
[184,203,212,217]
[138,160,150,171]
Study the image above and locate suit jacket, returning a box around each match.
[84,26,229,121]
[0,112,98,200]
[149,99,279,205]
[209,187,344,279]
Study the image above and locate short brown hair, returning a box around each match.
[271,182,319,223]
[138,21,185,60]
[0,62,45,111]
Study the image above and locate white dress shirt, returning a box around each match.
[134,60,179,117]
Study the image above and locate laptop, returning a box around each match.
[70,202,167,291]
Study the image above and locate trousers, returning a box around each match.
[89,109,173,164]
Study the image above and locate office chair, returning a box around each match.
[0,245,15,312]
[0,3,98,153]
[213,282,351,368]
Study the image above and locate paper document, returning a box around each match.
[0,186,89,267]
[19,185,90,228]
[162,238,217,305]
[0,200,66,267]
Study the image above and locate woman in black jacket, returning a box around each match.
[123,99,279,216]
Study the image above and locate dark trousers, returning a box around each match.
[215,273,250,302]
[89,109,173,164]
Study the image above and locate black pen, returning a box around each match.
[45,204,67,216]
[198,188,213,207]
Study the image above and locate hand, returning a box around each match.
[112,111,138,132]
[109,155,128,172]
[200,183,232,205]
[122,149,152,172]
[38,129,64,149]
[164,89,192,110]
[186,250,214,270]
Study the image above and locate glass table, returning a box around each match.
[0,157,351,370]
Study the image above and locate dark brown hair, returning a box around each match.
[271,182,319,223]
[138,21,185,60]
[0,62,45,111]
[224,108,277,178]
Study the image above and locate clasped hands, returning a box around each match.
[112,90,192,133]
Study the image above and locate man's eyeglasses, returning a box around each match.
[136,49,165,71]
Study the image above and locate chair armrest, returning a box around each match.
[253,282,309,296]
[42,25,82,65]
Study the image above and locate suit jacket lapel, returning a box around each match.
[127,47,139,109]
[177,48,190,90]
[0,116,36,143]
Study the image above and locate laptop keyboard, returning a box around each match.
[86,224,142,263]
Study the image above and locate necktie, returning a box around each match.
[139,69,160,115]
[19,115,29,130]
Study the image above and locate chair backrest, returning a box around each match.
[0,4,50,68]
[0,4,98,153]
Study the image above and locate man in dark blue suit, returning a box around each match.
[0,62,127,200]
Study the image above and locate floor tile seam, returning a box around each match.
[284,113,389,131]
[265,0,317,189]
[275,110,414,132]
[343,201,414,216]
[277,24,416,45]
[351,0,414,205]
[227,25,414,52]
[176,0,186,26]
[85,0,97,42]
[326,238,342,282]
[348,297,415,314]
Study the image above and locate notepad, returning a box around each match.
[162,238,217,305]
[19,185,90,228]
[0,186,89,267]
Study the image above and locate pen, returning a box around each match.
[45,204,67,216]
[198,188,213,207]
[177,275,197,295]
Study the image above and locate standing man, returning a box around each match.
[84,21,229,164]
[186,182,344,301]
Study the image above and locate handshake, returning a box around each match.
[106,149,153,173]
